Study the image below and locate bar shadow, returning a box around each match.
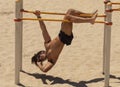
[20,70,107,87]
[102,73,120,81]
[109,74,120,81]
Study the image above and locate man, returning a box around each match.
[31,9,98,72]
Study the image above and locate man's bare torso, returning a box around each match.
[44,22,72,63]
[45,36,64,63]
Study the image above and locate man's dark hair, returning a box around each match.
[31,50,44,66]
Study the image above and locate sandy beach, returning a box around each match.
[0,0,120,87]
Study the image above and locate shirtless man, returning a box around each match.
[31,9,98,72]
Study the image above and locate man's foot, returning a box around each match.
[91,10,98,17]
[90,12,98,24]
[82,10,98,18]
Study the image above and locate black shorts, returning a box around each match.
[59,30,74,46]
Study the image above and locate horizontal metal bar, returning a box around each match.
[21,9,106,17]
[112,8,120,11]
[14,18,111,25]
[15,18,70,22]
[106,8,120,12]
[111,2,120,5]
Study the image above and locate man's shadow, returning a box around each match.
[19,70,120,87]
[20,70,88,87]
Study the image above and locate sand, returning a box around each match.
[0,0,120,87]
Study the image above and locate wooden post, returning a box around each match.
[103,0,112,87]
[103,0,108,76]
[15,0,23,84]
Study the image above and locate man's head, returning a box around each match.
[31,50,47,66]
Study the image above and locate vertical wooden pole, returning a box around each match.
[15,0,23,84]
[103,0,108,75]
[103,0,112,87]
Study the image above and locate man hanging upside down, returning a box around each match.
[31,9,98,72]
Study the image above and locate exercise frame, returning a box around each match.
[15,0,119,87]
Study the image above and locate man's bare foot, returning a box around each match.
[83,10,98,18]
[91,10,98,16]
[90,12,98,24]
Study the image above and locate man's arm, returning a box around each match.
[34,10,51,43]
[37,61,54,72]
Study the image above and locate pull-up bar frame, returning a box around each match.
[15,0,120,87]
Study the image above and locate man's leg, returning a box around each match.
[60,9,73,36]
[66,9,98,18]
[64,9,98,24]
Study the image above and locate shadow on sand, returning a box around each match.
[19,70,120,87]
